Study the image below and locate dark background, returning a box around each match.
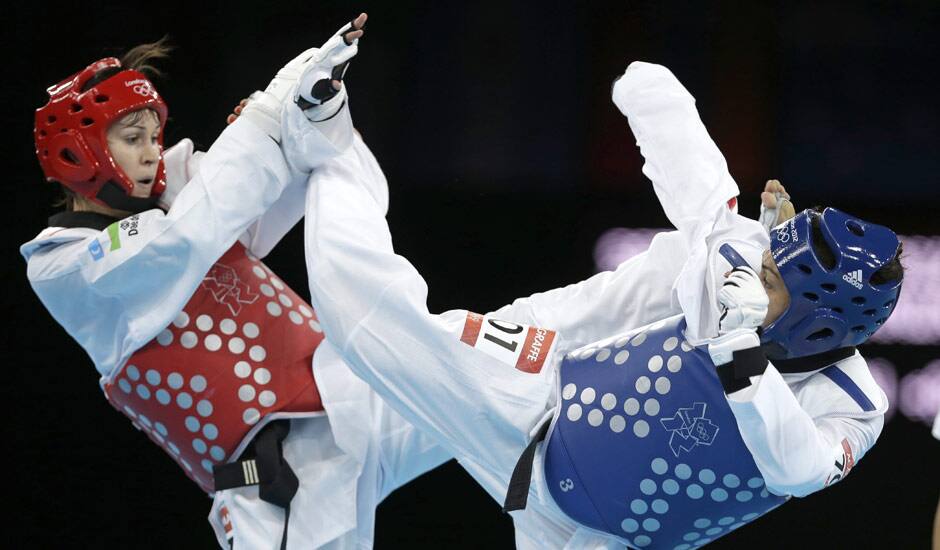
[5,1,938,548]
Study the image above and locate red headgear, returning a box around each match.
[34,58,169,210]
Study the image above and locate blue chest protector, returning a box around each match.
[543,315,787,549]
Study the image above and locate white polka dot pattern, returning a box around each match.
[258,390,277,407]
[180,331,198,349]
[254,368,271,385]
[204,334,222,351]
[220,319,237,335]
[228,337,246,354]
[587,409,604,427]
[172,312,189,328]
[562,383,577,400]
[157,330,173,346]
[580,387,596,404]
[196,315,213,332]
[242,323,259,338]
[249,346,266,362]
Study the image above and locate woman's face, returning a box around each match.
[760,250,791,327]
[106,109,161,198]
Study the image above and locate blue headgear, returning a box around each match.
[760,208,902,359]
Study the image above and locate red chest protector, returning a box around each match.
[102,243,325,493]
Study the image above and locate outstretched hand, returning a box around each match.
[327,13,367,93]
[760,179,796,223]
[300,12,368,107]
[228,13,367,126]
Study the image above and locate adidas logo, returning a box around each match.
[842,269,864,289]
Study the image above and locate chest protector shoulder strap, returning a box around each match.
[102,243,325,493]
[544,315,787,548]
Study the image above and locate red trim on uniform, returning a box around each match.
[461,312,484,346]
[515,327,556,373]
[221,505,232,534]
[841,438,855,474]
[727,197,737,210]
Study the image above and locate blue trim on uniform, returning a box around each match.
[718,244,749,269]
[820,366,876,412]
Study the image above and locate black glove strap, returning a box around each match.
[716,346,769,394]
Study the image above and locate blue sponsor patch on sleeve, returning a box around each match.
[88,239,104,261]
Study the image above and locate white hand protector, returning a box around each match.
[242,20,361,142]
[759,191,793,234]
[707,328,762,366]
[717,265,769,335]
[294,25,360,114]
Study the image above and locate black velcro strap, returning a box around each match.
[503,418,552,512]
[716,363,751,394]
[732,347,770,378]
[717,347,769,394]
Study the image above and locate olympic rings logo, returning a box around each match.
[126,79,157,98]
[775,219,799,244]
[133,82,155,97]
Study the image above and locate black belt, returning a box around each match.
[213,420,298,550]
[503,418,552,512]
